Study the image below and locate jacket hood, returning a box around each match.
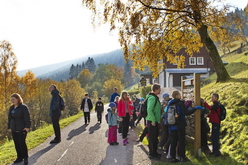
[146,92,158,99]
[51,89,59,95]
[168,98,180,106]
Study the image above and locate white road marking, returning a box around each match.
[57,149,68,162]
[69,141,74,146]
[57,141,74,161]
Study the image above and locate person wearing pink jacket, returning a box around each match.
[118,91,134,145]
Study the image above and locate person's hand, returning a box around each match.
[8,129,11,133]
[152,123,156,126]
[130,115,133,121]
[23,128,29,132]
[119,118,123,122]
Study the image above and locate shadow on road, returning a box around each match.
[67,124,88,140]
[28,144,56,165]
[89,123,101,134]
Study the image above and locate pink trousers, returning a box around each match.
[108,125,117,143]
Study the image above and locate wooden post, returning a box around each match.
[194,73,201,157]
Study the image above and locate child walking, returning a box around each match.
[108,102,119,145]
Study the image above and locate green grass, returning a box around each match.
[0,112,84,165]
[199,47,248,164]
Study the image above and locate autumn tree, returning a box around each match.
[63,79,85,116]
[0,41,20,139]
[93,64,124,85]
[81,0,245,82]
[103,79,124,97]
[78,69,92,87]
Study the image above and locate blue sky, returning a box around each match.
[0,0,247,71]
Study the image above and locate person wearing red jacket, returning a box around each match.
[204,93,221,157]
[118,91,134,145]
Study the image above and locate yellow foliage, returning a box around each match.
[103,79,124,97]
[82,0,242,81]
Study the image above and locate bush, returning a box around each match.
[140,85,152,98]
[128,88,140,96]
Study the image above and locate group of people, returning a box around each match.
[105,84,223,163]
[7,83,223,164]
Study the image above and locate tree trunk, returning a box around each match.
[197,24,230,82]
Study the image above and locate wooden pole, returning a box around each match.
[194,73,201,157]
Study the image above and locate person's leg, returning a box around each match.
[12,132,22,160]
[212,123,220,155]
[144,118,147,126]
[148,121,159,156]
[113,125,117,143]
[51,116,61,140]
[136,116,142,125]
[99,112,102,123]
[88,112,91,123]
[170,130,178,159]
[159,123,167,148]
[122,116,128,139]
[140,127,148,142]
[18,131,28,159]
[84,112,87,124]
[178,127,186,158]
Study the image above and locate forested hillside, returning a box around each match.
[40,49,126,81]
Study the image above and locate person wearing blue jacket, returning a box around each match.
[166,90,203,163]
[109,87,120,102]
[107,102,119,145]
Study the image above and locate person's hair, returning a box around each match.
[152,83,161,92]
[114,96,120,102]
[85,94,89,96]
[114,87,118,91]
[11,93,23,105]
[120,91,128,100]
[51,84,57,89]
[212,93,219,99]
[98,97,102,100]
[172,90,181,98]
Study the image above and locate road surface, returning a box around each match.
[13,105,162,165]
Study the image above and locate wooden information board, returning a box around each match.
[181,73,202,157]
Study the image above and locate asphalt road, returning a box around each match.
[13,105,158,165]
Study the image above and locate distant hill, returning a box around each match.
[18,49,126,81]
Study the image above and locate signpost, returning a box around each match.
[181,73,202,157]
[140,77,147,87]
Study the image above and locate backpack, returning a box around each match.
[59,95,65,110]
[164,104,179,125]
[216,102,226,121]
[142,94,159,118]
[105,110,112,124]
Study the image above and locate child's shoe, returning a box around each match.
[114,142,119,145]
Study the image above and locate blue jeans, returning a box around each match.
[211,122,220,154]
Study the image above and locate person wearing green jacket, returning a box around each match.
[146,83,162,160]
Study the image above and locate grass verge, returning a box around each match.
[136,124,245,165]
[0,112,83,165]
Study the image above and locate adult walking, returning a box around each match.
[95,97,104,124]
[118,92,134,145]
[80,94,93,125]
[146,84,162,160]
[8,93,31,165]
[49,85,62,144]
[110,87,120,103]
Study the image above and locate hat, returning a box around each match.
[140,98,145,102]
[109,102,116,108]
[162,93,169,99]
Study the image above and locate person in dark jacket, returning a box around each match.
[80,94,93,125]
[204,93,221,157]
[95,98,104,124]
[8,93,31,165]
[49,84,62,144]
[167,90,199,163]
